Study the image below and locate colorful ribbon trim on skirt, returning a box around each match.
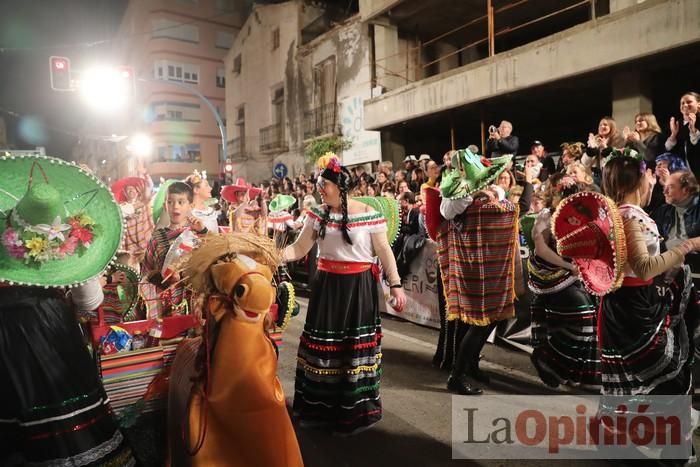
[317,258,380,281]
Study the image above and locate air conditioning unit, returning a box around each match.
[371,86,384,98]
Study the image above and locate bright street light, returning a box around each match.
[127,133,153,157]
[79,66,129,112]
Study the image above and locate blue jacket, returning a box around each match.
[652,195,700,273]
[653,195,700,240]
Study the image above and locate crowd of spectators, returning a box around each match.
[221,91,700,280]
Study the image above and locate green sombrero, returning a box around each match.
[151,179,177,224]
[0,154,123,287]
[269,194,296,213]
[355,196,400,246]
[440,149,512,199]
[103,263,141,322]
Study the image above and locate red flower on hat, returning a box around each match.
[327,157,342,173]
[69,219,93,245]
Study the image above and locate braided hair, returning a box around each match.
[317,167,353,245]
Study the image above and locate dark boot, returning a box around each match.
[447,374,483,395]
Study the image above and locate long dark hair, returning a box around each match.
[602,155,644,204]
[318,168,353,245]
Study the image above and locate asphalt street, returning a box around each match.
[277,296,619,467]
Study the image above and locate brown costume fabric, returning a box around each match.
[186,306,302,467]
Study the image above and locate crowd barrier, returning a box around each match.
[381,240,534,352]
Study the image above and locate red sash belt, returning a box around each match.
[317,259,380,281]
[622,276,653,287]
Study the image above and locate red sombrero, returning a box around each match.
[111,177,146,204]
[221,178,262,203]
[552,191,627,296]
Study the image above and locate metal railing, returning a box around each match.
[259,123,288,152]
[229,137,246,159]
[372,0,599,89]
[303,103,337,140]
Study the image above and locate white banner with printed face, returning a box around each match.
[340,94,382,166]
[381,240,440,329]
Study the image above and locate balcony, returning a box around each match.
[303,104,337,140]
[259,123,288,153]
[229,137,246,160]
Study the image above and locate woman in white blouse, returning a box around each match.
[283,154,405,436]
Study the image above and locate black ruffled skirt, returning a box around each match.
[600,267,694,396]
[293,269,382,434]
[530,280,601,389]
[0,287,134,466]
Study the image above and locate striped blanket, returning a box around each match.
[99,342,180,415]
[436,200,518,325]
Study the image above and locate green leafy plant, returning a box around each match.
[304,136,352,165]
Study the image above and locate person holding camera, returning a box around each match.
[485,120,520,159]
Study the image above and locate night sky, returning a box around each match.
[0,0,128,158]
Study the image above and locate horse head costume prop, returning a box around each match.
[167,233,303,467]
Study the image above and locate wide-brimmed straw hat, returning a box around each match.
[552,191,627,296]
[0,154,123,287]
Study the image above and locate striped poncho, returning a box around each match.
[436,200,519,325]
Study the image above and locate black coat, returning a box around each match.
[486,135,519,158]
[668,115,700,180]
[627,132,665,166]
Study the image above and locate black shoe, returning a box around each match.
[470,367,490,385]
[447,375,483,395]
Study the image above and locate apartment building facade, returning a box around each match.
[111,0,243,180]
[358,0,700,163]
[224,0,383,182]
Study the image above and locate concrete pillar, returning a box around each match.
[434,42,459,74]
[380,130,405,166]
[373,22,403,92]
[612,70,652,129]
[460,46,481,68]
[609,0,646,14]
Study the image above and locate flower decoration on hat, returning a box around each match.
[327,156,342,174]
[317,152,341,171]
[3,208,97,264]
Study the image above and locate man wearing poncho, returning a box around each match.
[425,148,524,395]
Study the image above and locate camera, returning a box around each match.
[488,125,497,134]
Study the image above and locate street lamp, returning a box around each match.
[127,133,153,158]
[78,66,130,113]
